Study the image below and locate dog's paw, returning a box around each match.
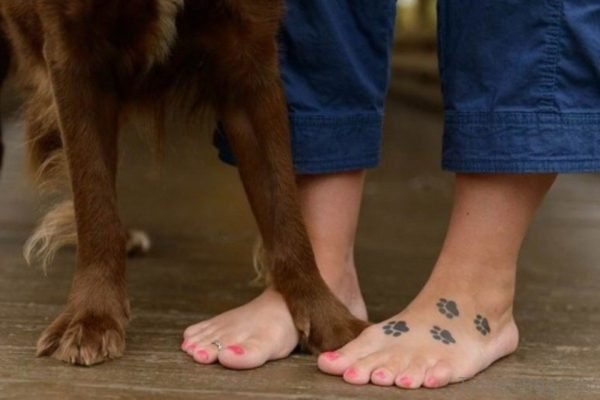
[288,291,369,354]
[37,310,127,366]
[126,229,151,257]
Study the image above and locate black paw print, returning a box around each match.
[430,326,456,345]
[437,298,460,319]
[474,315,491,336]
[382,320,410,337]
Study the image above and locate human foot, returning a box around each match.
[318,267,519,389]
[181,289,298,369]
[183,171,369,369]
[182,269,367,370]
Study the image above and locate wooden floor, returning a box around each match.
[1,96,600,399]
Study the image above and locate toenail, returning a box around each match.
[426,377,438,388]
[399,376,412,387]
[322,352,340,362]
[195,349,209,361]
[226,345,245,355]
[374,370,387,380]
[344,368,358,379]
[186,343,197,351]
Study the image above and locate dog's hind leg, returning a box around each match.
[35,44,129,366]
[217,41,368,353]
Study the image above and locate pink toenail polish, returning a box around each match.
[399,376,412,387]
[426,377,438,388]
[195,349,209,362]
[322,352,340,361]
[227,345,245,355]
[344,368,358,379]
[374,371,387,380]
[186,343,197,351]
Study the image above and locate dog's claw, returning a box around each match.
[36,332,63,358]
[37,310,127,366]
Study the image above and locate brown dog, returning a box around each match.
[0,0,366,366]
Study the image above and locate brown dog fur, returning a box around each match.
[0,0,367,366]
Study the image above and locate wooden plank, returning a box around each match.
[1,100,600,400]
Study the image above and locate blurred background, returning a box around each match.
[392,0,440,110]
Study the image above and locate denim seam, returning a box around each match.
[443,111,600,173]
[289,112,383,124]
[442,159,600,173]
[538,0,563,112]
[445,157,600,163]
[294,155,380,174]
[294,151,380,165]
[445,111,600,125]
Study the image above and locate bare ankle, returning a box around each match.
[321,263,367,321]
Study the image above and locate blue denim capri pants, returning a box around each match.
[439,1,600,173]
[214,0,397,174]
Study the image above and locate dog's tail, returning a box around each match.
[22,124,75,271]
[24,197,77,271]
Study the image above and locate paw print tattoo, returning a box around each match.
[430,326,456,345]
[382,320,410,337]
[474,315,491,336]
[437,298,460,319]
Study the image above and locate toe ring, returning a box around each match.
[210,340,224,351]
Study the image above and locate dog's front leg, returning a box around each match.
[219,69,368,353]
[36,46,129,366]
